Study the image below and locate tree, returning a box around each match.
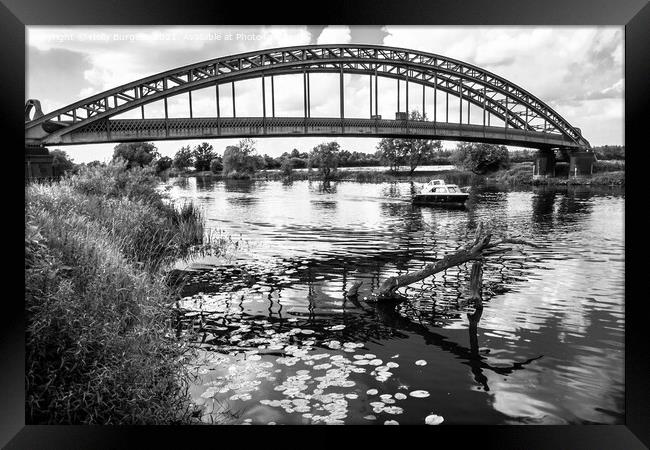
[309,142,340,180]
[155,156,173,174]
[451,142,510,174]
[222,142,259,177]
[376,111,442,174]
[238,138,257,155]
[50,149,76,176]
[210,158,223,174]
[192,142,217,172]
[280,158,293,177]
[377,138,405,173]
[173,145,194,170]
[112,142,159,169]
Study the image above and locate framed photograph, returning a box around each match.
[7,0,648,447]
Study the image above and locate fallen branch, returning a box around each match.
[347,223,539,299]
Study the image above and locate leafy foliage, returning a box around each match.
[592,145,624,160]
[173,145,194,170]
[309,142,340,180]
[376,111,442,173]
[155,156,173,174]
[50,149,76,176]
[210,158,223,174]
[280,158,294,177]
[451,142,510,174]
[112,142,159,169]
[192,142,217,172]
[222,139,260,178]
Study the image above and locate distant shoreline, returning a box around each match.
[168,162,624,187]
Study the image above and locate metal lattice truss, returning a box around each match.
[25,44,590,149]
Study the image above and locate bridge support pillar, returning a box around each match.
[533,149,556,178]
[25,146,53,180]
[569,151,595,177]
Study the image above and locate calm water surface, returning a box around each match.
[164,177,624,425]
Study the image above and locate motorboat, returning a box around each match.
[412,179,470,205]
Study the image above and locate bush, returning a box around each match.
[25,163,205,424]
[280,158,293,177]
[155,156,173,174]
[210,158,223,174]
[593,160,625,173]
[50,149,76,176]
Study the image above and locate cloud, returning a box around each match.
[382,26,623,145]
[316,26,352,45]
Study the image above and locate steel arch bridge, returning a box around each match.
[25,44,590,150]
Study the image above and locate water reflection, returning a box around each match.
[165,179,624,425]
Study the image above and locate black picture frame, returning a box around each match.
[4,0,648,448]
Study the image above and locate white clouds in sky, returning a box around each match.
[26,25,623,163]
[316,26,352,45]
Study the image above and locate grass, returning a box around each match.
[25,161,205,424]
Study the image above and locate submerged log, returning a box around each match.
[347,222,539,300]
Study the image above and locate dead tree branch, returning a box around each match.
[346,223,539,300]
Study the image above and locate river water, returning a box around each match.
[164,177,624,425]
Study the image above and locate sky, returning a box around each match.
[26,25,624,164]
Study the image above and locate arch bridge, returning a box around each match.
[25,44,590,154]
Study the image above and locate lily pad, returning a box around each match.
[409,390,430,398]
[425,414,444,425]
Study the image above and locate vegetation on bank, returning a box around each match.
[491,162,625,186]
[25,162,204,424]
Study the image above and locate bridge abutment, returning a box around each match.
[533,149,556,178]
[25,146,53,180]
[569,151,595,177]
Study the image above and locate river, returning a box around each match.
[163,177,624,425]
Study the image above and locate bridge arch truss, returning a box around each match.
[25,45,590,149]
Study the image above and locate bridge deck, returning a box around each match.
[30,117,580,149]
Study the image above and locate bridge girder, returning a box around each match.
[25,44,590,149]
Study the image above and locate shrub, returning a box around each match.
[155,156,173,174]
[280,158,293,177]
[210,158,223,174]
[593,160,625,173]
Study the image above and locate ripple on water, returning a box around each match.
[168,181,624,425]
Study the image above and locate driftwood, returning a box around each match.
[347,223,540,300]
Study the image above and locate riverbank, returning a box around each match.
[490,162,625,186]
[25,162,205,424]
[170,166,481,186]
[171,162,624,188]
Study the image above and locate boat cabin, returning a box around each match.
[422,180,462,193]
